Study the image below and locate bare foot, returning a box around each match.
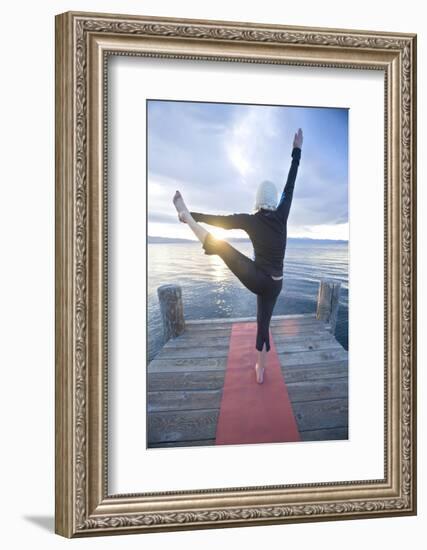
[173,190,190,223]
[255,362,265,384]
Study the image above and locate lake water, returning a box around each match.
[148,239,348,362]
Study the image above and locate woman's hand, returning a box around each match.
[293,128,303,149]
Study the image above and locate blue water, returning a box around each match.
[148,240,348,361]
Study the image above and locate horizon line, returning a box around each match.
[148,234,349,243]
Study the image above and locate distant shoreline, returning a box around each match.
[148,235,348,245]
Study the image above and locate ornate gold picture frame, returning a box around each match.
[55,10,417,537]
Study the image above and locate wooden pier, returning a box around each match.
[148,279,348,447]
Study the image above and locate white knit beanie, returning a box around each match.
[254,180,278,212]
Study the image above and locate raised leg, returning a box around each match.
[173,190,209,245]
[203,233,263,295]
[173,191,261,295]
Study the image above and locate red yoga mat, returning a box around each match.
[215,322,300,445]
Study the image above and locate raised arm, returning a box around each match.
[276,129,303,221]
[189,211,251,231]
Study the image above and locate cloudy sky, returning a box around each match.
[147,100,348,241]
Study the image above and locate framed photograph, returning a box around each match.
[55,11,417,537]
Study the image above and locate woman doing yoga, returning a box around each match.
[173,128,303,384]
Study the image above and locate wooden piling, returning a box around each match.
[157,284,185,343]
[316,279,341,333]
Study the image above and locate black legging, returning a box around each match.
[202,232,282,352]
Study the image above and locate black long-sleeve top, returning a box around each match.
[190,147,301,278]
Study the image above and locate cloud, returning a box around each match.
[147,101,348,239]
[148,211,178,224]
[226,105,279,179]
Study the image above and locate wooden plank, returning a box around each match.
[300,426,348,442]
[149,428,349,446]
[149,349,347,372]
[148,361,347,390]
[292,398,348,432]
[147,399,348,443]
[148,361,348,391]
[155,336,343,360]
[271,318,330,327]
[282,361,348,383]
[181,327,331,339]
[271,332,337,343]
[163,331,338,349]
[148,357,227,373]
[148,427,349,446]
[148,439,216,448]
[184,319,330,338]
[148,361,347,391]
[274,339,343,353]
[148,409,219,443]
[286,378,348,403]
[180,326,232,335]
[148,379,348,413]
[276,326,333,336]
[185,313,317,325]
[154,346,230,360]
[162,335,230,348]
[184,319,331,332]
[278,348,348,367]
[148,389,222,412]
[183,322,331,335]
[148,370,225,391]
[159,337,342,356]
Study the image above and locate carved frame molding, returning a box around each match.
[55,11,417,537]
